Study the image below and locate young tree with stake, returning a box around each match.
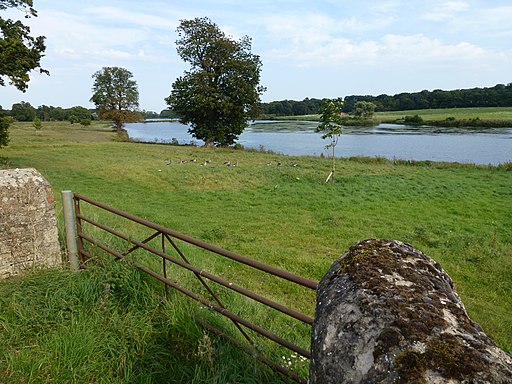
[316,100,344,183]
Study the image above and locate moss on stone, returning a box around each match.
[395,350,427,383]
[395,334,488,382]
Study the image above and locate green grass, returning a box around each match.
[375,106,512,122]
[1,120,511,382]
[0,265,283,383]
[267,106,512,124]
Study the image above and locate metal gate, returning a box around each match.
[72,193,318,383]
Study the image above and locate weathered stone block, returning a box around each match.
[0,168,61,279]
[310,239,512,383]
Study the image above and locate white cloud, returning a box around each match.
[264,31,502,70]
[423,1,470,22]
[263,12,394,41]
[369,1,401,15]
[465,6,512,38]
[83,6,174,30]
[26,9,175,66]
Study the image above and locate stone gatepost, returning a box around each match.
[0,168,61,279]
[310,239,512,383]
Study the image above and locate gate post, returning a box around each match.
[62,190,80,271]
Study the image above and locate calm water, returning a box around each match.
[125,120,512,165]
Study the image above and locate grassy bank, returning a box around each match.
[1,121,511,382]
[263,106,512,126]
[376,106,512,122]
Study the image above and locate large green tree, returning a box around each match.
[90,66,141,131]
[0,0,48,91]
[166,17,265,146]
[1,0,47,148]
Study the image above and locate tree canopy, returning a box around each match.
[10,100,35,121]
[166,17,265,146]
[90,66,141,131]
[258,83,512,117]
[1,0,47,148]
[343,83,512,112]
[259,98,325,116]
[353,101,376,119]
[0,0,48,91]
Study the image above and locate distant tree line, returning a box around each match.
[259,98,326,116]
[1,102,95,123]
[257,83,512,116]
[0,101,181,123]
[342,83,512,112]
[5,82,512,124]
[142,82,512,118]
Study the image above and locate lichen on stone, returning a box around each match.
[310,239,512,384]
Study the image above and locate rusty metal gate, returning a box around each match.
[72,193,318,383]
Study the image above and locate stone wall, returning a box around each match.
[310,239,512,383]
[0,168,61,279]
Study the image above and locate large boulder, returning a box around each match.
[310,239,512,383]
[0,168,61,279]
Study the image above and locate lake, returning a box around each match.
[125,120,512,165]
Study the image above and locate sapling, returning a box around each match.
[316,100,344,182]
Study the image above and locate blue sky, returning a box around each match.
[2,0,512,112]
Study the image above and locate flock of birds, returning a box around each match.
[161,158,299,167]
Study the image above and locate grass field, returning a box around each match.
[376,106,512,121]
[269,106,512,124]
[1,120,511,382]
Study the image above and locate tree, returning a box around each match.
[90,66,141,131]
[1,0,48,148]
[10,101,35,121]
[49,106,67,121]
[159,109,177,119]
[0,108,11,148]
[353,101,376,119]
[166,17,265,146]
[316,100,344,183]
[69,106,91,122]
[32,116,41,132]
[0,0,48,91]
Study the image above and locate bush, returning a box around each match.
[33,117,42,132]
[404,115,424,125]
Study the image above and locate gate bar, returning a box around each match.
[77,214,314,325]
[80,233,311,359]
[74,193,318,290]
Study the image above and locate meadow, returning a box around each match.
[272,106,512,124]
[1,120,511,383]
[376,106,512,122]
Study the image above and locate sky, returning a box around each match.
[1,0,512,112]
